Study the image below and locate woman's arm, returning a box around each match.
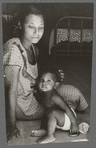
[4,65,20,141]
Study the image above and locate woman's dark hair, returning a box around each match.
[17,4,44,24]
[14,4,44,37]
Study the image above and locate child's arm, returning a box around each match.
[51,93,79,134]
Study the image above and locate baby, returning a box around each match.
[32,68,80,144]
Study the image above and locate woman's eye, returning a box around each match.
[39,26,44,30]
[29,25,34,28]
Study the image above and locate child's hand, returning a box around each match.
[70,122,79,135]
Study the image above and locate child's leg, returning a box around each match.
[32,117,47,137]
[32,129,46,137]
[36,110,65,144]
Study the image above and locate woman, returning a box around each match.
[3,5,46,142]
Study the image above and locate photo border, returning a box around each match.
[0,0,96,148]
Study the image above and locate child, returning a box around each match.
[32,68,80,144]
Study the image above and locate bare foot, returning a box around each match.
[31,129,46,137]
[36,135,56,144]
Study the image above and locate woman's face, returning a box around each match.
[21,14,44,44]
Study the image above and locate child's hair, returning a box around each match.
[39,67,61,82]
[17,4,44,25]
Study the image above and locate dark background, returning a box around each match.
[2,3,94,64]
[2,3,94,45]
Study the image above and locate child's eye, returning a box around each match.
[40,79,44,83]
[47,80,51,83]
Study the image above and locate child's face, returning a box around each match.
[39,73,56,92]
[21,14,44,44]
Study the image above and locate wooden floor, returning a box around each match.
[7,56,91,146]
[7,120,89,146]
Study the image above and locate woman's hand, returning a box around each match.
[58,69,65,81]
[7,126,20,142]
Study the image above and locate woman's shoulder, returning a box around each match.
[3,38,22,56]
[3,38,23,66]
[4,38,20,47]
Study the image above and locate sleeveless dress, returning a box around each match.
[3,38,44,120]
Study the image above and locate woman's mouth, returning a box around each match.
[31,37,39,39]
[31,37,40,43]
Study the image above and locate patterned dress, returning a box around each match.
[3,38,44,120]
[56,84,88,111]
